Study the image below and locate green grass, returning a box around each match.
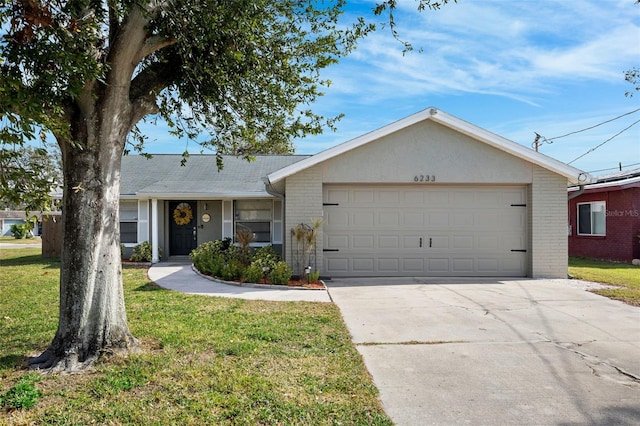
[0,248,391,425]
[569,257,640,306]
[0,236,41,244]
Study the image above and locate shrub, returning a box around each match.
[243,262,265,283]
[221,259,242,281]
[10,223,29,239]
[268,261,292,285]
[190,240,226,272]
[130,241,161,262]
[252,245,280,270]
[0,373,42,410]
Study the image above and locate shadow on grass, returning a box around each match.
[0,254,60,269]
[0,354,28,370]
[134,282,166,292]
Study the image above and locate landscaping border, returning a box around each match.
[191,264,327,291]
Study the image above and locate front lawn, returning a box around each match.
[569,257,640,306]
[0,248,391,425]
[0,236,41,244]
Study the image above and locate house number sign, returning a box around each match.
[413,174,436,182]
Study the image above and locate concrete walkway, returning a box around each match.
[148,263,331,303]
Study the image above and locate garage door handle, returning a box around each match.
[419,237,422,248]
[429,238,432,248]
[323,249,340,252]
[511,249,527,252]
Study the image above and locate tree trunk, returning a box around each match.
[29,97,138,373]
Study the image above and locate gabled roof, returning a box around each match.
[121,154,309,199]
[267,107,591,185]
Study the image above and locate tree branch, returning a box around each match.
[128,54,182,126]
[135,36,177,64]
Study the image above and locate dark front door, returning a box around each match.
[169,201,197,256]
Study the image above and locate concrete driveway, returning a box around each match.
[326,278,640,425]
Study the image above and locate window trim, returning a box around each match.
[577,201,606,236]
[233,199,274,246]
[119,200,139,245]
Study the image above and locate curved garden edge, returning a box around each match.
[191,265,327,291]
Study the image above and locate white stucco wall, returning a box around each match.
[284,166,324,275]
[321,120,534,184]
[529,165,569,278]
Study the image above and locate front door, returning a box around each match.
[169,201,197,256]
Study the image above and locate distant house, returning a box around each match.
[568,169,640,263]
[0,211,41,237]
[119,107,589,278]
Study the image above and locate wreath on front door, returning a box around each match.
[173,203,193,226]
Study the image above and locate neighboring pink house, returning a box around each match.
[568,170,640,263]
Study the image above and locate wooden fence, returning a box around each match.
[41,214,62,258]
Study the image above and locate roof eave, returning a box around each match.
[133,191,275,200]
[267,107,593,186]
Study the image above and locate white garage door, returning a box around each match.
[323,185,528,277]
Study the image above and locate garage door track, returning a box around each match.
[326,278,640,425]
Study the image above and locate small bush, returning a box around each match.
[0,373,42,410]
[130,241,160,262]
[268,261,292,285]
[243,263,264,283]
[10,223,29,239]
[221,260,242,281]
[252,245,281,270]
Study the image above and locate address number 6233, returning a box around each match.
[414,175,436,182]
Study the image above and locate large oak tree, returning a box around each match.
[0,0,451,372]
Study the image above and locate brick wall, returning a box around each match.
[283,166,324,275]
[530,166,569,278]
[568,187,640,262]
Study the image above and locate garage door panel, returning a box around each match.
[353,235,375,249]
[453,235,474,249]
[378,212,399,226]
[327,258,349,272]
[452,258,475,273]
[478,258,499,273]
[353,258,374,272]
[378,258,400,272]
[326,234,349,249]
[353,211,375,227]
[403,258,424,272]
[379,235,400,249]
[428,258,450,272]
[323,185,527,277]
[428,212,449,227]
[404,212,425,227]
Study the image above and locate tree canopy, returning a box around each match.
[0,0,456,372]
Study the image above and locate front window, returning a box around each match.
[119,200,138,243]
[234,200,272,243]
[577,201,606,236]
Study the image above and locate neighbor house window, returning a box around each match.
[234,200,272,243]
[577,201,606,236]
[120,200,138,244]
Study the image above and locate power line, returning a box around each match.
[548,108,640,141]
[588,162,640,174]
[568,119,640,165]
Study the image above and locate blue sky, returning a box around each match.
[144,0,640,176]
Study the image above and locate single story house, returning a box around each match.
[568,169,640,263]
[120,107,589,278]
[0,210,42,237]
